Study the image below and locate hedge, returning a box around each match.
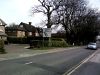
[0,40,5,53]
[7,37,28,44]
[30,38,68,47]
[7,37,68,47]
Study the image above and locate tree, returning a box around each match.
[74,9,99,44]
[32,0,62,46]
[52,0,99,45]
[32,0,61,28]
[53,0,87,44]
[8,23,18,27]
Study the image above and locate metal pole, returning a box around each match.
[43,37,44,48]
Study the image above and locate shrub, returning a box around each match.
[7,37,28,44]
[0,40,5,53]
[31,38,68,47]
[50,38,68,47]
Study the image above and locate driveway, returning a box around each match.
[0,44,73,61]
[4,44,30,53]
[0,44,50,60]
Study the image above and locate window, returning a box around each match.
[29,32,32,36]
[20,25,23,27]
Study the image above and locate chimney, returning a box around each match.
[29,22,32,25]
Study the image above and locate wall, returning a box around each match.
[17,31,25,37]
[0,26,5,32]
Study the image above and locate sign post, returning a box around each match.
[43,28,51,37]
[43,28,51,47]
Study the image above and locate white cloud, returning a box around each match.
[0,0,43,25]
[1,0,100,26]
[87,0,100,10]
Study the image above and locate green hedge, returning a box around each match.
[50,38,68,47]
[0,40,5,53]
[31,38,68,47]
[7,37,28,44]
[7,37,68,47]
[50,40,68,47]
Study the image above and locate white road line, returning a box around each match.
[25,62,33,65]
[63,50,97,75]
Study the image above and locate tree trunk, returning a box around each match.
[47,7,51,47]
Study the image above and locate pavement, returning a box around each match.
[0,44,79,61]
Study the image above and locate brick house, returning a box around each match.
[5,25,26,37]
[6,22,38,37]
[19,22,37,37]
[0,19,7,40]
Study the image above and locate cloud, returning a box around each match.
[0,0,43,25]
[87,0,100,10]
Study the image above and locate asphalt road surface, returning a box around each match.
[70,61,100,75]
[70,49,100,75]
[0,47,95,75]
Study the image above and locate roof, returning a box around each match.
[0,19,7,26]
[19,22,36,32]
[5,25,26,31]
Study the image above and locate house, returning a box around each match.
[5,25,26,38]
[6,22,38,38]
[35,27,43,37]
[19,22,36,37]
[0,19,7,40]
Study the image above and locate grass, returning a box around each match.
[32,47,56,50]
[31,45,74,50]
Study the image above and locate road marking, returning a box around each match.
[25,62,33,65]
[63,50,97,75]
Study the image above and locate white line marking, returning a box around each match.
[63,50,97,75]
[25,62,33,65]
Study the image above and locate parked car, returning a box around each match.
[87,43,97,50]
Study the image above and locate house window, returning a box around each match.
[29,32,32,36]
[20,25,23,27]
[12,31,16,32]
[35,32,39,36]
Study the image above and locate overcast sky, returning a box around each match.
[87,0,100,9]
[0,0,100,26]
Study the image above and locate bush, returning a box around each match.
[30,38,68,47]
[7,37,28,44]
[50,38,68,47]
[0,40,5,53]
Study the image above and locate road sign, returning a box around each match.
[43,28,51,37]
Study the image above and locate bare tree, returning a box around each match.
[7,23,18,27]
[56,0,87,31]
[52,0,87,44]
[32,0,61,28]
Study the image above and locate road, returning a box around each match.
[0,47,95,75]
[70,49,100,75]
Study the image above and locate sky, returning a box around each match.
[0,0,100,26]
[87,0,100,10]
[0,0,46,26]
